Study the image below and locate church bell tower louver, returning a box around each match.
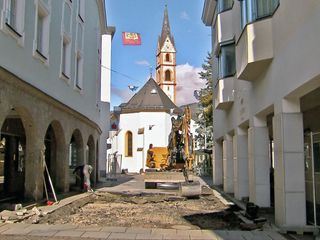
[156,5,177,104]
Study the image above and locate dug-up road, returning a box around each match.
[0,174,295,239]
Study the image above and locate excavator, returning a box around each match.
[144,107,200,197]
[146,106,194,170]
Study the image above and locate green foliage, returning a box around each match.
[195,52,213,149]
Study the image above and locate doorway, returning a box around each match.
[304,132,320,226]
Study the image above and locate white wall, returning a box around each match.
[117,111,173,173]
[101,34,112,102]
[0,1,106,125]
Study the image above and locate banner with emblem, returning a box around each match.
[122,32,141,45]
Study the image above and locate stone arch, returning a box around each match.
[165,70,171,81]
[0,106,40,200]
[43,120,67,193]
[69,129,84,189]
[86,135,96,186]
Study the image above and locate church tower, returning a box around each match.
[156,5,177,104]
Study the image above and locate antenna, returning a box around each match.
[149,66,153,78]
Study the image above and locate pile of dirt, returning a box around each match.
[22,192,240,230]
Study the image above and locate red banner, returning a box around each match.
[122,32,141,45]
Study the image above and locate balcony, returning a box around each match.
[236,18,273,81]
[215,76,234,110]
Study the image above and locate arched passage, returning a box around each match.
[0,116,26,199]
[43,121,66,194]
[87,135,95,186]
[69,129,84,189]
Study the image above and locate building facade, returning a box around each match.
[156,6,177,104]
[108,78,179,173]
[203,0,320,228]
[0,0,114,201]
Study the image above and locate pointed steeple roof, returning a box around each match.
[121,78,180,113]
[158,5,175,48]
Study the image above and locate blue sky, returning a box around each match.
[105,0,211,108]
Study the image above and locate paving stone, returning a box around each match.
[190,235,218,240]
[136,233,163,240]
[107,232,137,239]
[49,224,78,230]
[0,224,10,233]
[54,230,85,237]
[81,231,111,239]
[264,231,287,240]
[163,234,190,240]
[172,225,192,230]
[2,227,33,235]
[151,228,177,235]
[176,230,192,236]
[125,227,151,234]
[101,226,127,233]
[75,226,103,232]
[28,229,58,237]
[188,230,204,236]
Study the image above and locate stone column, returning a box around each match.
[223,134,234,193]
[273,113,306,226]
[233,129,249,200]
[24,137,44,201]
[248,126,270,207]
[212,140,223,186]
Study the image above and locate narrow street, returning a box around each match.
[0,174,295,240]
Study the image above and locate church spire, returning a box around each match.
[159,5,175,48]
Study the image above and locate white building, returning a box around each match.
[0,0,114,201]
[203,0,320,228]
[109,78,180,173]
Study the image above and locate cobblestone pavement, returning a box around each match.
[0,223,289,240]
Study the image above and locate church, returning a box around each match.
[108,6,179,173]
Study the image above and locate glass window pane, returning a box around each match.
[218,0,233,13]
[219,44,235,79]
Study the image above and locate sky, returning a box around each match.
[105,0,211,108]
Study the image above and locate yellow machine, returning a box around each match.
[146,147,168,169]
[146,107,194,170]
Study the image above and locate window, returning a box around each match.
[125,131,133,157]
[165,53,170,62]
[217,0,233,13]
[75,52,83,89]
[35,3,50,60]
[241,0,279,29]
[3,0,25,38]
[78,0,84,22]
[6,0,17,29]
[218,44,235,79]
[61,36,71,79]
[165,70,171,81]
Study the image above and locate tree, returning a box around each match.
[195,52,213,149]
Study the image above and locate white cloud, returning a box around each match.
[135,60,150,66]
[176,63,205,106]
[111,86,134,104]
[180,11,190,20]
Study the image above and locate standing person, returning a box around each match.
[83,164,93,192]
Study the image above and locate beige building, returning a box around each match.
[203,0,320,228]
[0,0,114,201]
